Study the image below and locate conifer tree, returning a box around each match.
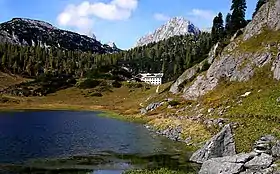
[253,0,268,18]
[230,0,247,34]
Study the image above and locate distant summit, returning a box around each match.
[135,17,200,47]
[0,18,119,54]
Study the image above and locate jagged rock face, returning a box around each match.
[135,17,200,47]
[243,0,280,41]
[175,0,280,100]
[0,18,119,53]
[169,43,219,94]
[190,124,236,164]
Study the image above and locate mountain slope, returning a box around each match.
[171,0,280,100]
[0,18,120,53]
[135,17,200,47]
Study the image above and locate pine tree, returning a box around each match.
[253,0,268,18]
[225,13,232,36]
[230,0,247,34]
[211,12,224,44]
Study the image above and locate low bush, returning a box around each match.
[76,79,101,89]
[168,100,180,107]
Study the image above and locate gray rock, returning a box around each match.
[240,167,275,174]
[243,0,280,41]
[254,135,276,154]
[272,141,280,158]
[140,108,147,115]
[145,102,164,112]
[244,153,273,170]
[272,53,280,80]
[199,158,244,174]
[169,64,200,94]
[190,124,236,163]
[276,97,280,103]
[198,152,257,174]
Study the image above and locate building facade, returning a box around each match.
[139,73,164,85]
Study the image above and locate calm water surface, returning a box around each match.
[0,111,198,174]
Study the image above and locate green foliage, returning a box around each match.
[114,32,213,82]
[123,168,193,174]
[112,80,122,88]
[76,79,101,89]
[211,12,225,44]
[123,82,144,89]
[200,61,211,72]
[230,0,247,34]
[89,92,103,97]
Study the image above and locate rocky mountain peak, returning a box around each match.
[10,18,57,30]
[106,41,117,48]
[134,16,200,47]
[0,18,120,54]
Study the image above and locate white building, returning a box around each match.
[139,73,164,85]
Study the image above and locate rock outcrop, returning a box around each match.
[169,43,219,94]
[190,124,236,164]
[140,102,165,115]
[171,0,280,100]
[243,0,280,41]
[135,17,200,47]
[198,135,280,174]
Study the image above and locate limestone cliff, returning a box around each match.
[171,0,280,100]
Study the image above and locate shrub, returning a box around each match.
[90,92,103,97]
[200,61,211,72]
[168,100,180,107]
[124,82,143,88]
[76,79,100,89]
[112,80,122,88]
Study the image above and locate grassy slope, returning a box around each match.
[0,72,30,90]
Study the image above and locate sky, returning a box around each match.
[0,0,258,49]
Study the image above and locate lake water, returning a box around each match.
[0,111,198,174]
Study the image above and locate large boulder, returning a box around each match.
[199,152,257,174]
[244,153,273,170]
[199,152,278,174]
[190,124,236,163]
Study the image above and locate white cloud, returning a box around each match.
[57,0,138,35]
[187,9,216,28]
[153,13,170,21]
[188,9,216,21]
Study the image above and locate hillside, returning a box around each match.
[0,18,120,53]
[167,0,280,152]
[135,17,200,47]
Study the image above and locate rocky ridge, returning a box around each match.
[0,18,120,53]
[170,0,280,100]
[135,17,200,47]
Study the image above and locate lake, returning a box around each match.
[0,110,198,174]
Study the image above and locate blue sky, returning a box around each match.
[0,0,258,49]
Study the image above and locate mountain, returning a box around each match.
[0,18,119,53]
[134,17,200,47]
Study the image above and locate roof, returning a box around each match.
[139,73,164,78]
